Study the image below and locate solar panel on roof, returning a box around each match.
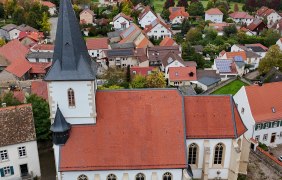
[234,56,243,62]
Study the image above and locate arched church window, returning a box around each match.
[188,143,198,165]
[77,174,88,180]
[214,143,225,165]
[163,172,172,180]
[136,173,145,180]
[68,88,75,107]
[107,174,117,180]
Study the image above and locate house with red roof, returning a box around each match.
[168,66,197,86]
[41,1,57,16]
[144,19,172,39]
[234,82,282,146]
[130,66,156,76]
[30,43,54,53]
[205,8,223,23]
[79,9,95,24]
[138,6,158,28]
[44,1,251,180]
[159,36,177,46]
[113,13,133,30]
[31,80,48,100]
[245,19,267,35]
[229,12,254,26]
[169,7,189,25]
[255,6,281,28]
[18,31,44,47]
[86,37,109,59]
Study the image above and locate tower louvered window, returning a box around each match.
[68,88,75,107]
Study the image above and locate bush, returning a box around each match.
[258,142,269,151]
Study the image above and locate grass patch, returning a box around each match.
[152,0,167,13]
[211,79,247,95]
[201,1,243,11]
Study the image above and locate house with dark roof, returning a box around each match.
[234,82,282,147]
[0,104,41,179]
[231,44,267,60]
[113,13,133,30]
[255,6,281,28]
[212,58,245,80]
[195,70,221,90]
[44,0,251,179]
[246,19,267,35]
[205,8,223,23]
[138,6,158,28]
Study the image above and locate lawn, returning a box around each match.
[152,0,244,13]
[211,79,247,95]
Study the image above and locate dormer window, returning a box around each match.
[272,107,276,113]
[68,88,75,107]
[189,72,194,77]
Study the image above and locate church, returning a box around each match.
[44,0,251,179]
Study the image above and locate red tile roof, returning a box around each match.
[184,96,247,138]
[205,8,223,15]
[31,44,54,51]
[256,6,276,17]
[0,40,31,77]
[246,19,265,31]
[225,51,247,60]
[245,82,282,123]
[19,31,44,42]
[41,1,56,8]
[60,89,187,171]
[130,66,156,76]
[168,67,197,81]
[31,80,48,100]
[138,6,155,20]
[30,62,49,74]
[136,37,152,48]
[86,37,108,50]
[229,12,254,19]
[159,36,177,46]
[169,7,189,21]
[209,22,232,31]
[13,91,25,103]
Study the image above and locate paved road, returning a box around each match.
[49,17,58,43]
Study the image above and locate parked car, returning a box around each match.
[278,156,282,162]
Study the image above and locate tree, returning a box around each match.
[186,28,202,44]
[122,2,132,15]
[0,3,5,18]
[126,65,131,83]
[164,0,175,9]
[130,75,146,88]
[258,45,282,74]
[223,24,237,37]
[0,92,21,106]
[102,67,127,87]
[73,4,81,18]
[181,18,191,34]
[40,12,51,35]
[145,71,166,88]
[206,0,214,10]
[204,26,217,42]
[177,0,188,9]
[5,0,17,18]
[234,3,239,12]
[182,42,196,61]
[26,94,51,141]
[12,6,25,24]
[0,38,5,47]
[261,29,280,47]
[187,1,204,16]
[161,8,170,21]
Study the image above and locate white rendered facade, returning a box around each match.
[113,16,131,30]
[266,12,281,27]
[171,16,186,24]
[9,29,20,40]
[276,39,282,50]
[0,141,41,179]
[88,48,107,59]
[163,59,185,79]
[49,7,57,16]
[205,14,223,23]
[146,23,172,39]
[234,87,282,146]
[231,17,253,26]
[139,11,157,28]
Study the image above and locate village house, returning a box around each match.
[44,1,251,179]
[1,24,20,40]
[31,80,48,100]
[246,19,267,35]
[86,37,109,59]
[195,70,221,91]
[103,48,139,68]
[144,19,172,39]
[169,7,189,25]
[271,18,282,35]
[41,1,57,16]
[30,43,54,52]
[18,31,44,47]
[239,27,256,36]
[229,12,254,26]
[234,82,282,147]
[205,8,223,23]
[231,44,267,59]
[130,66,156,77]
[209,22,235,36]
[256,6,281,28]
[79,9,95,24]
[213,58,245,80]
[159,36,178,46]
[113,13,133,30]
[0,104,41,179]
[26,52,53,63]
[168,66,197,86]
[138,6,158,28]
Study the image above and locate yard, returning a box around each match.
[211,79,247,95]
[152,0,244,13]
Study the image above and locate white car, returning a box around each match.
[278,156,282,162]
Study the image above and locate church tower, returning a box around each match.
[45,0,97,125]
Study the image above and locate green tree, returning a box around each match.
[145,71,166,88]
[186,28,202,44]
[177,0,188,9]
[258,45,282,74]
[164,0,175,9]
[26,94,51,141]
[206,0,214,10]
[0,38,6,47]
[40,12,51,35]
[130,75,146,88]
[73,4,81,18]
[161,8,170,21]
[223,24,237,37]
[103,67,127,87]
[12,6,25,24]
[1,92,21,106]
[187,1,204,16]
[0,3,5,18]
[204,26,218,41]
[261,29,280,47]
[5,0,17,18]
[181,18,191,34]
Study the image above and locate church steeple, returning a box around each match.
[44,0,96,81]
[50,106,71,145]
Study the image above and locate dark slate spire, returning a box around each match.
[50,106,71,132]
[44,0,96,81]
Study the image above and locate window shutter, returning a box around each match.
[0,168,4,177]
[10,166,14,175]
